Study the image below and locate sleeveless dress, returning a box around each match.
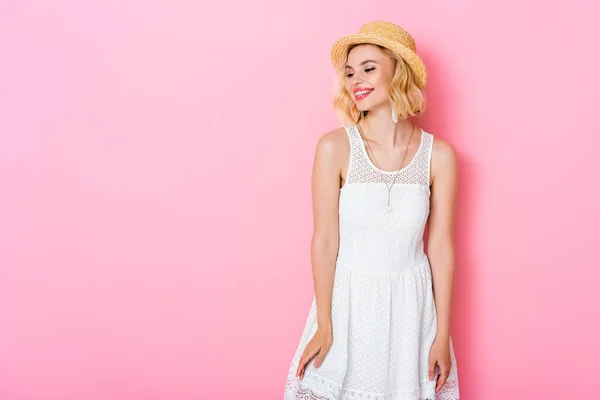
[283,124,460,400]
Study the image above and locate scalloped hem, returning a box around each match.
[284,370,459,400]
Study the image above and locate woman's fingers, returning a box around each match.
[295,329,334,380]
[428,359,437,381]
[313,341,331,368]
[296,346,319,380]
[296,348,310,375]
[299,352,316,380]
[295,353,308,378]
[313,354,324,368]
[435,364,450,392]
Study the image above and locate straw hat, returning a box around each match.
[330,21,427,89]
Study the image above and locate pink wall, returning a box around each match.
[1,1,599,399]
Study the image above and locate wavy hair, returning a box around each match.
[333,44,426,125]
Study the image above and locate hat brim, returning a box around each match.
[330,34,427,89]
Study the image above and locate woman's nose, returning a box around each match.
[349,75,363,86]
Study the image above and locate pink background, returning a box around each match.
[1,1,599,399]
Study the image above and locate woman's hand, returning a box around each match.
[295,327,333,380]
[428,337,451,392]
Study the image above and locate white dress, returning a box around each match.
[284,124,460,400]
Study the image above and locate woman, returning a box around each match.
[284,21,460,400]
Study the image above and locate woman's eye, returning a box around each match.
[345,67,374,77]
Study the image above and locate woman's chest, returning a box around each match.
[338,183,430,228]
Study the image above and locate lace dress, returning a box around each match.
[283,124,460,400]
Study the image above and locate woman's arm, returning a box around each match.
[310,129,345,331]
[296,129,346,379]
[427,138,458,341]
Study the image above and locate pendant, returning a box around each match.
[385,205,393,213]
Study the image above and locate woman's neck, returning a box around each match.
[359,109,414,148]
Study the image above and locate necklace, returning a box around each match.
[356,121,415,213]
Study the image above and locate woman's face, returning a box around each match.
[344,44,395,112]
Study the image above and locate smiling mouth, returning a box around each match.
[354,89,373,100]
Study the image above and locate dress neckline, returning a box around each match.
[353,124,425,175]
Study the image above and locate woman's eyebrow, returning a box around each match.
[345,59,379,69]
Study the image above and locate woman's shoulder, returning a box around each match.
[310,127,349,173]
[314,126,349,156]
[428,133,457,181]
[429,134,456,162]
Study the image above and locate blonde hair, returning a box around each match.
[333,44,426,125]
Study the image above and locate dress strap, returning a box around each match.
[342,125,358,189]
[425,132,435,187]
